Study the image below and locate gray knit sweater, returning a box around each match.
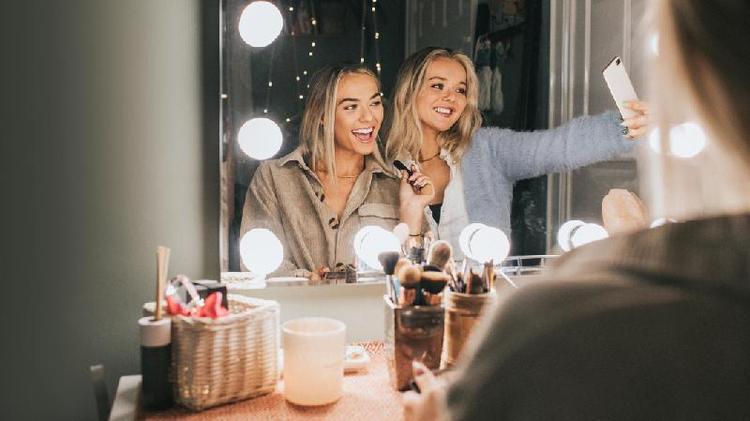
[461,111,632,236]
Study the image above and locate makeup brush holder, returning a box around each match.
[384,296,445,391]
[441,290,496,369]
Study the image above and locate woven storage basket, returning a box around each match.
[171,294,279,411]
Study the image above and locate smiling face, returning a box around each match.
[332,73,383,158]
[415,57,468,138]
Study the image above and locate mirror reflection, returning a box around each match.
[221,0,650,282]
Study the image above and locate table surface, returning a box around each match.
[110,342,404,421]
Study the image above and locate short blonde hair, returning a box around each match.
[299,65,383,176]
[385,48,482,163]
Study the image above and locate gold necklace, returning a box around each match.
[419,150,441,163]
[336,174,358,179]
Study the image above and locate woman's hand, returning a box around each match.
[622,100,651,139]
[403,361,448,421]
[399,163,435,234]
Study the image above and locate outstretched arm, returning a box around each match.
[479,103,648,181]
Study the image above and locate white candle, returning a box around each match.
[282,317,346,406]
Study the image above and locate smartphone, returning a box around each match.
[602,56,639,119]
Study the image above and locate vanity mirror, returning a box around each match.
[220,0,649,284]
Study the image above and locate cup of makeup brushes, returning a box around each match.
[441,290,496,369]
[383,297,445,391]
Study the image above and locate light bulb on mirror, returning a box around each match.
[240,228,284,278]
[238,1,284,47]
[556,220,585,252]
[459,223,510,263]
[353,226,401,271]
[570,223,609,249]
[238,117,282,160]
[648,122,707,159]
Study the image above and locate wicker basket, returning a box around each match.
[171,294,279,411]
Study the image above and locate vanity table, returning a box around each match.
[110,342,401,421]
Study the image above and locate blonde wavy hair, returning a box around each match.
[299,64,385,177]
[385,48,482,163]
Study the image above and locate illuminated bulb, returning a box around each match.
[238,1,283,48]
[459,224,510,263]
[296,76,300,81]
[299,95,303,99]
[308,51,313,56]
[306,84,310,88]
[650,217,677,228]
[311,42,316,47]
[238,117,282,160]
[285,117,291,122]
[288,6,294,11]
[360,57,365,63]
[556,220,584,252]
[303,70,308,75]
[648,122,707,158]
[371,7,375,12]
[311,19,317,25]
[354,226,401,271]
[570,223,609,249]
[263,108,268,113]
[650,33,660,56]
[240,228,284,277]
[375,32,380,39]
[268,81,273,87]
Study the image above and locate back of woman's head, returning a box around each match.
[650,0,750,217]
[300,64,380,175]
[385,47,481,162]
[659,0,750,159]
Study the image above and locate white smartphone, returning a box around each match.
[602,56,639,119]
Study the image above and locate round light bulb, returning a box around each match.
[557,220,585,252]
[353,226,401,271]
[649,33,660,56]
[237,117,282,160]
[648,122,707,159]
[238,1,284,47]
[459,223,486,259]
[469,226,510,263]
[240,228,284,276]
[570,223,609,249]
[670,122,707,158]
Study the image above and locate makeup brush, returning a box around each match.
[379,251,402,304]
[466,269,485,295]
[427,241,453,272]
[482,260,495,292]
[154,246,171,321]
[398,263,423,305]
[420,270,451,294]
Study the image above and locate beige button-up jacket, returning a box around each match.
[240,148,402,277]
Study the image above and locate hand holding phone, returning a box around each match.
[603,56,639,119]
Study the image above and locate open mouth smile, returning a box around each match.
[351,127,375,143]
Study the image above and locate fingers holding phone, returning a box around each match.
[621,100,651,140]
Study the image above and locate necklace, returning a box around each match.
[419,150,441,163]
[336,174,359,179]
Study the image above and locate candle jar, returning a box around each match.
[384,296,444,391]
[441,290,496,369]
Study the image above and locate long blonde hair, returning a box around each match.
[385,48,482,163]
[299,64,384,176]
[647,0,750,219]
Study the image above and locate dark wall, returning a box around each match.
[1,1,219,419]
